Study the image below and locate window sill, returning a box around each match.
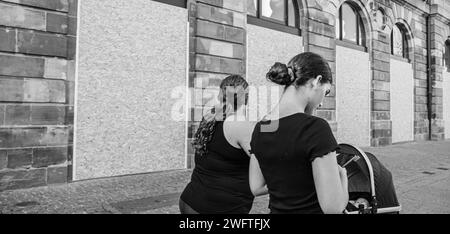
[153,0,186,8]
[247,16,301,36]
[390,54,411,63]
[335,40,367,52]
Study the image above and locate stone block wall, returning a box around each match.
[428,13,447,141]
[306,0,339,134]
[187,0,246,167]
[371,0,393,146]
[0,0,77,191]
[410,4,430,142]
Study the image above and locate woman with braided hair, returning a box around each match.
[179,75,267,214]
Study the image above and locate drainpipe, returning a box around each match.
[426,14,433,140]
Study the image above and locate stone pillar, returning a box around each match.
[371,0,393,147]
[412,11,430,141]
[186,0,246,167]
[371,31,392,146]
[0,0,77,191]
[428,12,447,140]
[305,0,338,133]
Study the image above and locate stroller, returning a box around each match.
[336,143,401,214]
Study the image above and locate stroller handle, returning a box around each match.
[339,144,376,198]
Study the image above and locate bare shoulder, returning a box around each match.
[223,116,257,155]
[227,118,256,132]
[223,116,256,139]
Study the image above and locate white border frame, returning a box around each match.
[72,0,82,181]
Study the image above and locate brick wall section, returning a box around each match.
[0,0,77,191]
[305,0,338,134]
[412,10,430,141]
[187,0,246,168]
[371,0,450,143]
[371,0,393,147]
[428,13,446,140]
[372,0,437,145]
[371,29,392,146]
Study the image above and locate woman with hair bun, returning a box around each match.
[249,52,349,214]
[179,75,267,214]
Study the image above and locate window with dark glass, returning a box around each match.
[391,24,408,59]
[247,0,298,28]
[336,3,366,47]
[444,39,450,72]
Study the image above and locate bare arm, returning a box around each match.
[312,151,349,214]
[249,155,268,196]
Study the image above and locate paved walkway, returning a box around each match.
[1,140,449,214]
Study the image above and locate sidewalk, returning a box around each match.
[1,140,449,214]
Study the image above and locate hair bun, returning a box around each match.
[266,62,293,86]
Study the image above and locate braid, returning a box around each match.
[192,108,217,157]
[191,75,248,157]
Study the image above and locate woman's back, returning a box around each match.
[180,120,254,214]
[250,113,339,214]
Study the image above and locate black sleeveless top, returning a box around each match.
[180,121,254,214]
[250,113,339,214]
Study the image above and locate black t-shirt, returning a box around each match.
[180,121,254,214]
[250,113,339,214]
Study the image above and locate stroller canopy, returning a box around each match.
[337,144,400,209]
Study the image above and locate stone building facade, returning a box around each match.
[0,0,77,190]
[0,0,449,191]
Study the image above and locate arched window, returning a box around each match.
[336,3,366,47]
[247,0,300,35]
[391,24,408,59]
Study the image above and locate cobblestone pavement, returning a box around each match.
[1,140,449,214]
